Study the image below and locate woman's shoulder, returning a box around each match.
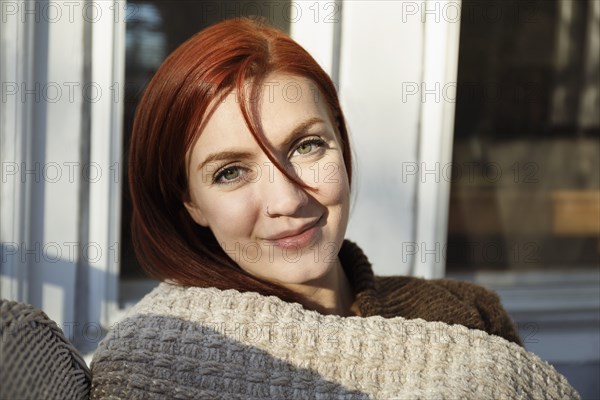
[372,275,522,345]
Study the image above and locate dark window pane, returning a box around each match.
[447,0,599,272]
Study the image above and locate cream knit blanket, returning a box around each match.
[91,283,578,399]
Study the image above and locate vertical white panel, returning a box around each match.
[88,0,123,327]
[36,0,85,328]
[0,0,86,329]
[413,0,461,278]
[1,0,124,342]
[339,1,424,276]
[0,0,34,301]
[289,0,339,77]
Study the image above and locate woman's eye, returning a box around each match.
[293,138,326,156]
[214,166,242,184]
[296,143,313,155]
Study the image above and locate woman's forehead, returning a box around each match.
[194,74,333,153]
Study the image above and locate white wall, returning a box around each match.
[0,1,122,350]
[338,1,423,277]
[1,0,85,329]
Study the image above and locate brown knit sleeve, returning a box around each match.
[431,279,523,346]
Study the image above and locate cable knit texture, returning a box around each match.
[91,241,577,399]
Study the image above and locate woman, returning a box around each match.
[91,18,577,399]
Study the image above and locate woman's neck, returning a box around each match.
[284,258,360,317]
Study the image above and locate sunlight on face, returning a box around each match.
[185,73,350,288]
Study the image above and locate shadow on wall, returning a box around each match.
[0,241,119,354]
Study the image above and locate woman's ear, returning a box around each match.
[184,200,209,227]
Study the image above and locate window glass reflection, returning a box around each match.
[447,0,599,271]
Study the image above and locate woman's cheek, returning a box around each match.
[311,156,349,202]
[205,192,258,236]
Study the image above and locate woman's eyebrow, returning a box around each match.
[278,117,326,149]
[197,150,253,171]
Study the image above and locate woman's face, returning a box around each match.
[185,73,350,288]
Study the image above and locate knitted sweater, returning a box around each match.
[338,241,522,345]
[91,241,577,399]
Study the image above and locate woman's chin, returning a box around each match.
[267,261,339,289]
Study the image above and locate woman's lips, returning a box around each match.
[264,217,322,250]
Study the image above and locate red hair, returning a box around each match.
[129,17,352,308]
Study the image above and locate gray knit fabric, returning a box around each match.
[1,299,91,400]
[91,283,578,399]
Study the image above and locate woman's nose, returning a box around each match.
[260,164,308,217]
